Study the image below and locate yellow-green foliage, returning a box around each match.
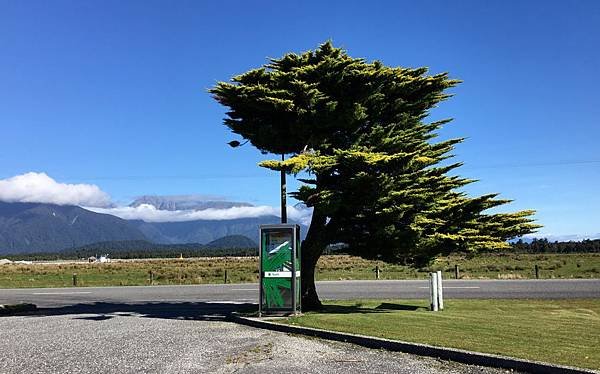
[211,41,540,268]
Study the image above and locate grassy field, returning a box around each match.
[281,299,600,370]
[0,257,258,288]
[0,253,599,288]
[317,253,600,280]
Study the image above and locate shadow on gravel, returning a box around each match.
[21,301,256,321]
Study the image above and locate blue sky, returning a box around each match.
[1,0,599,238]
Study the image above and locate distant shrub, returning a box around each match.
[498,273,525,279]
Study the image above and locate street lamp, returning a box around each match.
[228,140,287,224]
[226,140,248,148]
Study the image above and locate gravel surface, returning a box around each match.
[0,310,516,374]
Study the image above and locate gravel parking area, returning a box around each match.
[0,307,516,374]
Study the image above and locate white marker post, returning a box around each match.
[436,270,444,310]
[429,272,439,311]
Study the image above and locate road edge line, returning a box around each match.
[230,313,598,374]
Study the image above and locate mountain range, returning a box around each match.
[129,216,283,244]
[0,197,306,254]
[0,201,146,253]
[129,195,253,211]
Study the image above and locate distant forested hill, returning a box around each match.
[0,202,146,253]
[3,236,259,261]
[511,238,600,253]
[206,235,257,248]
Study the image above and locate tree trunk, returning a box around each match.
[301,208,327,311]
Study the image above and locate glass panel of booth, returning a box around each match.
[259,224,301,315]
[261,229,293,309]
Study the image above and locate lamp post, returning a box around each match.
[228,140,286,224]
[280,153,287,224]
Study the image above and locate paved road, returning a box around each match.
[1,279,599,308]
[0,309,515,374]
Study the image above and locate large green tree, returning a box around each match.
[211,42,540,310]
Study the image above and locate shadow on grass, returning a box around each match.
[16,301,257,321]
[316,302,427,314]
[375,302,425,311]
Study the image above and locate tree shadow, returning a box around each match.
[316,302,427,314]
[17,301,257,322]
[7,301,427,320]
[375,302,424,311]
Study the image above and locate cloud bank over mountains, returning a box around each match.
[0,172,111,207]
[88,203,312,224]
[0,172,312,225]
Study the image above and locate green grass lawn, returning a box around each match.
[282,299,600,370]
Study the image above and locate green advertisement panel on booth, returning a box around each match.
[259,224,300,315]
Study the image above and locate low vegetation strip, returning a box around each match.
[0,253,599,288]
[279,299,600,370]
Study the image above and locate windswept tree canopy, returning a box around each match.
[211,41,540,266]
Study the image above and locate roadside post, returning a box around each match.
[259,224,301,317]
[429,272,438,311]
[429,271,444,311]
[436,270,444,310]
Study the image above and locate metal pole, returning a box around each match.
[436,270,444,310]
[292,226,297,315]
[258,228,263,318]
[281,154,287,224]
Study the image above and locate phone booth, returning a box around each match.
[259,224,301,316]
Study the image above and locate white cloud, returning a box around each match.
[88,203,313,225]
[0,172,111,207]
[287,205,313,226]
